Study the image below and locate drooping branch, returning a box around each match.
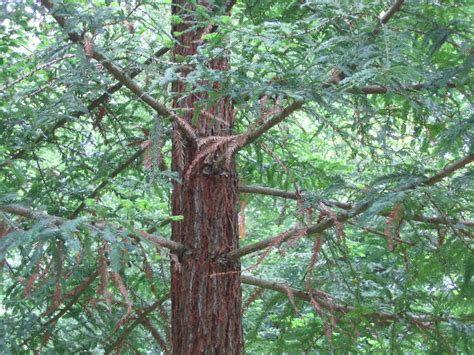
[356,82,457,94]
[226,203,363,260]
[409,214,474,227]
[237,184,474,227]
[140,318,169,353]
[70,147,146,218]
[1,46,170,167]
[0,205,186,254]
[228,154,474,259]
[43,270,99,327]
[0,204,63,224]
[238,81,458,109]
[40,0,197,142]
[241,274,357,315]
[235,81,457,150]
[1,54,75,92]
[19,270,100,348]
[347,221,415,246]
[105,293,170,354]
[241,274,454,326]
[379,0,405,24]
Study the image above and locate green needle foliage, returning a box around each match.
[0,0,473,353]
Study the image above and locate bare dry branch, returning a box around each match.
[238,184,298,200]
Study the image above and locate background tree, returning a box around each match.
[1,0,473,353]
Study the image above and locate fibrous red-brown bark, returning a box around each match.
[170,1,243,354]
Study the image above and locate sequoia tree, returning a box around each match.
[1,0,473,353]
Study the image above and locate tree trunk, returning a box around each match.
[170,1,243,354]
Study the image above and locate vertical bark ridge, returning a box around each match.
[170,1,243,353]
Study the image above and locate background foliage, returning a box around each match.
[1,0,473,353]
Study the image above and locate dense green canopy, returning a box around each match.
[1,0,473,353]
